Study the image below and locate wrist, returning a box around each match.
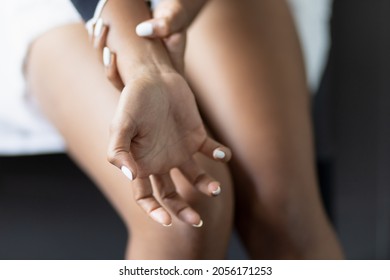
[120,60,177,85]
[99,0,176,84]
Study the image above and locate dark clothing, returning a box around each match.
[70,0,99,21]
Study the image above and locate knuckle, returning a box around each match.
[106,71,115,82]
[161,190,179,202]
[106,149,118,164]
[192,173,208,187]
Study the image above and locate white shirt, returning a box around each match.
[0,0,80,155]
[0,0,332,155]
[287,0,332,92]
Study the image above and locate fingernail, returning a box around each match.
[209,181,221,196]
[211,186,221,196]
[213,150,226,160]
[94,18,104,37]
[86,20,94,38]
[136,22,154,37]
[193,220,203,228]
[121,166,133,181]
[103,47,111,67]
[150,209,171,226]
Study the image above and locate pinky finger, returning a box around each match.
[103,48,124,91]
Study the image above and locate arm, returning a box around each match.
[69,0,231,227]
[78,0,208,78]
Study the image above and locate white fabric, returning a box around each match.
[287,0,332,92]
[0,0,331,155]
[0,0,81,155]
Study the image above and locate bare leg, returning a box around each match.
[26,24,233,259]
[186,0,343,258]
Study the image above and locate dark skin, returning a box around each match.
[95,0,344,258]
[28,0,343,258]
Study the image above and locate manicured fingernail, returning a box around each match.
[213,149,226,159]
[150,209,171,226]
[121,166,133,181]
[150,0,162,10]
[94,18,104,37]
[208,181,221,196]
[211,186,221,196]
[193,220,203,228]
[136,22,154,36]
[86,20,94,38]
[103,47,111,67]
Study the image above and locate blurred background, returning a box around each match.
[314,0,390,259]
[1,0,389,259]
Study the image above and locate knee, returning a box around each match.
[124,157,234,259]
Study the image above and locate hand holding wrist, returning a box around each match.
[136,0,208,37]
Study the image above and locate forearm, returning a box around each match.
[104,0,176,82]
[72,0,175,83]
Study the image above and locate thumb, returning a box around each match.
[107,100,138,181]
[136,0,188,38]
[107,131,138,181]
[107,143,138,181]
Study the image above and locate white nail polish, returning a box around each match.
[211,186,221,196]
[135,22,154,37]
[86,20,94,37]
[121,166,133,181]
[103,47,111,67]
[213,150,226,159]
[94,18,104,37]
[193,220,203,228]
[163,222,172,227]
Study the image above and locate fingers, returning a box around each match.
[199,137,232,163]
[151,174,203,227]
[132,177,173,226]
[91,18,124,91]
[92,18,108,58]
[179,158,221,197]
[135,1,188,74]
[103,48,125,90]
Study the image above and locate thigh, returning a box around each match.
[26,24,233,259]
[186,0,342,258]
[187,0,312,182]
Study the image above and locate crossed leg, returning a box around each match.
[26,24,233,259]
[185,0,343,259]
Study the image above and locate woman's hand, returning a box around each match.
[107,68,231,227]
[87,0,230,227]
[92,0,207,84]
[138,0,207,37]
[136,0,207,72]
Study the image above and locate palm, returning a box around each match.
[108,71,230,226]
[124,72,207,177]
